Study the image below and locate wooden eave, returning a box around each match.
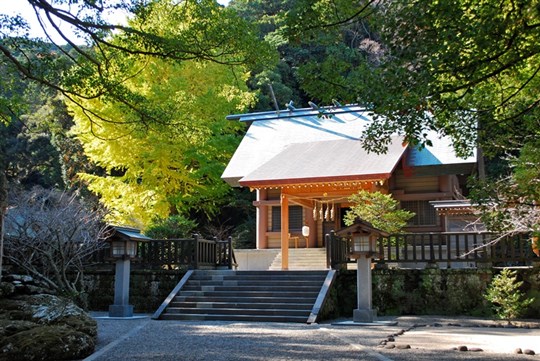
[336,220,390,237]
[240,174,390,190]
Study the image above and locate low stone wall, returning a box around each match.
[321,267,540,320]
[84,268,186,313]
[84,267,540,319]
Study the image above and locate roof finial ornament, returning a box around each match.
[332,99,342,107]
[286,100,296,112]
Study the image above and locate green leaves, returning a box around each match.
[286,0,540,158]
[485,268,533,320]
[344,190,414,234]
[68,7,261,227]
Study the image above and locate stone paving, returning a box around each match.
[83,314,540,361]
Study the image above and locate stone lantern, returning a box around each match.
[107,227,151,318]
[337,220,388,323]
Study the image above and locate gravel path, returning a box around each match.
[83,315,540,361]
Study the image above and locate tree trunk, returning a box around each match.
[0,170,7,281]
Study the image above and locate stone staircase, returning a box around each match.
[268,248,328,270]
[153,270,335,323]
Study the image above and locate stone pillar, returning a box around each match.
[109,258,134,317]
[353,255,376,323]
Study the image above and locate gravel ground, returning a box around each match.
[83,314,540,361]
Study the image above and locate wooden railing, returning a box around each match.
[327,231,537,269]
[325,232,348,270]
[91,235,234,270]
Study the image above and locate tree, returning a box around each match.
[344,190,414,234]
[287,0,540,157]
[470,140,540,245]
[286,0,540,238]
[0,0,273,127]
[485,268,533,320]
[3,187,107,306]
[69,1,267,228]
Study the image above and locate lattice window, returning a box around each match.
[271,206,303,232]
[401,200,439,226]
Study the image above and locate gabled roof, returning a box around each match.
[239,138,406,187]
[110,226,153,241]
[222,105,477,188]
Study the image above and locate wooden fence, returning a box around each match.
[91,235,234,270]
[327,231,537,269]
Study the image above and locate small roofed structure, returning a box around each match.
[336,219,390,238]
[106,226,152,259]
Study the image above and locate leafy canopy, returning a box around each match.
[287,0,540,157]
[344,190,414,234]
[1,0,275,128]
[69,1,273,228]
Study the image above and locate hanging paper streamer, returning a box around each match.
[319,204,324,220]
[324,203,330,221]
[313,204,318,221]
[330,203,335,221]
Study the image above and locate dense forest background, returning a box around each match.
[1,0,539,247]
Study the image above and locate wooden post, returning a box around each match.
[193,234,199,270]
[257,189,268,249]
[281,193,289,270]
[307,206,316,248]
[227,236,233,269]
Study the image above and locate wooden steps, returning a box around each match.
[154,270,335,323]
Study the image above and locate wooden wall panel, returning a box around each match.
[393,170,439,193]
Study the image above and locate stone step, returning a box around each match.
[156,270,334,323]
[173,296,314,304]
[185,279,325,286]
[178,290,319,298]
[166,307,310,317]
[170,301,313,310]
[160,313,308,323]
[268,249,328,271]
[191,270,328,277]
[182,285,322,292]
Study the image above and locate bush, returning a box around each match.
[485,268,533,320]
[145,215,197,239]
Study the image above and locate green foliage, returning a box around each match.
[70,56,253,227]
[1,1,276,127]
[68,3,271,227]
[344,190,414,233]
[469,142,540,237]
[485,268,533,320]
[287,0,540,158]
[231,216,256,249]
[144,215,197,240]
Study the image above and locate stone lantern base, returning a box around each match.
[353,308,377,323]
[109,304,134,318]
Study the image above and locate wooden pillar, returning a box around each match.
[280,193,289,270]
[306,206,316,248]
[256,189,268,249]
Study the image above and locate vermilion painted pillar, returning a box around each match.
[280,193,289,270]
[306,206,316,248]
[257,189,268,249]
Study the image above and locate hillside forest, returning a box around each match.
[1,0,539,247]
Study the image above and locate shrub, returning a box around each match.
[485,268,533,320]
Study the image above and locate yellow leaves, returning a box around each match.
[79,173,169,228]
[69,53,255,227]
